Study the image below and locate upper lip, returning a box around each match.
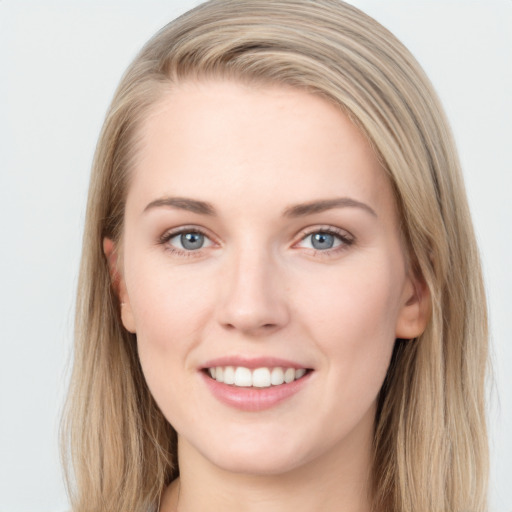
[201,356,312,370]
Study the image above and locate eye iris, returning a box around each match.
[181,232,204,250]
[311,232,335,250]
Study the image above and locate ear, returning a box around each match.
[103,238,136,333]
[395,272,431,340]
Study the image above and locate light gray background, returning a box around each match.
[1,1,511,510]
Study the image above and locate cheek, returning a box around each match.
[302,257,402,335]
[297,257,403,394]
[125,266,218,431]
[124,258,215,383]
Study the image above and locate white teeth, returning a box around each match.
[252,368,271,388]
[295,368,306,379]
[270,367,284,385]
[234,367,252,387]
[223,366,235,385]
[284,368,295,383]
[207,366,308,387]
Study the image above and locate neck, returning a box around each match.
[160,412,374,512]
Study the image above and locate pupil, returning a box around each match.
[181,232,204,250]
[312,232,334,250]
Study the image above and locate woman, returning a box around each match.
[61,1,489,511]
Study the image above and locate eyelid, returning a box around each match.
[295,225,353,241]
[157,224,354,257]
[293,225,355,252]
[158,225,218,255]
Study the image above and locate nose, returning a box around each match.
[216,247,290,336]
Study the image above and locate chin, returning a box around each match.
[191,429,315,476]
[209,449,308,476]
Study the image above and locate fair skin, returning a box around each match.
[104,80,429,512]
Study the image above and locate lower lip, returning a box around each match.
[201,371,312,412]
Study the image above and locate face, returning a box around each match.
[109,80,428,477]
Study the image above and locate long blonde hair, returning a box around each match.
[61,1,489,511]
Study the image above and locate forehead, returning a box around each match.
[127,79,395,220]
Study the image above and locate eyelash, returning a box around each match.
[294,226,354,257]
[158,225,355,258]
[158,226,213,259]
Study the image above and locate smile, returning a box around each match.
[207,366,308,388]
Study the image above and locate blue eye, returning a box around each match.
[310,232,336,250]
[165,230,213,251]
[297,229,352,252]
[180,232,205,250]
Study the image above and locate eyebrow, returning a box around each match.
[143,197,216,216]
[283,197,377,218]
[143,195,377,218]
